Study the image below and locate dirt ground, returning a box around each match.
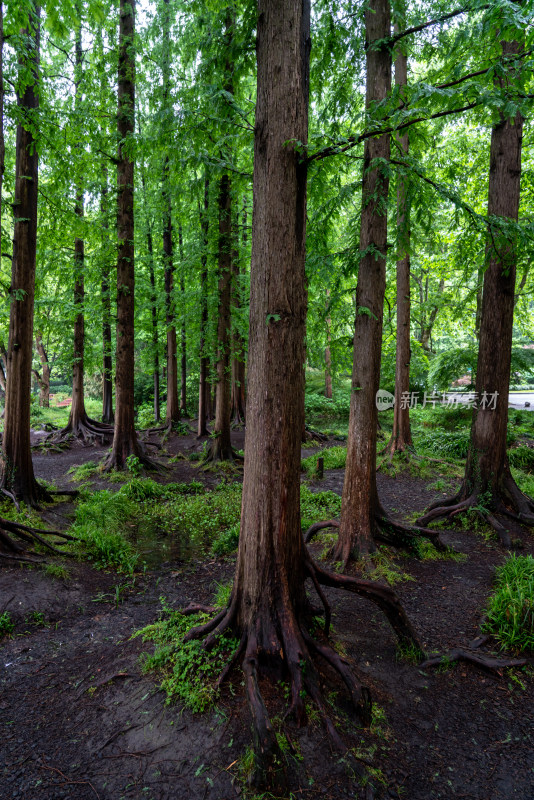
[1,427,533,800]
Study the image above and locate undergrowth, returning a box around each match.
[69,490,139,573]
[483,554,534,652]
[134,594,239,711]
[301,446,347,476]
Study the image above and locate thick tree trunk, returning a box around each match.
[33,333,50,407]
[206,172,233,460]
[101,167,114,424]
[1,7,46,505]
[387,12,413,455]
[0,0,4,282]
[337,0,392,560]
[106,0,147,469]
[197,175,210,437]
[418,36,529,546]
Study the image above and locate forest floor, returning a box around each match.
[1,422,533,800]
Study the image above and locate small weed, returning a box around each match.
[126,455,143,476]
[396,639,423,664]
[0,611,15,637]
[44,563,70,580]
[358,547,414,586]
[213,580,233,608]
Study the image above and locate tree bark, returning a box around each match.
[206,171,233,460]
[197,174,210,437]
[337,0,392,560]
[101,167,114,424]
[325,290,332,399]
[387,9,413,455]
[418,35,529,546]
[106,0,147,469]
[147,223,160,422]
[230,198,246,425]
[1,6,46,505]
[179,224,187,416]
[33,333,50,407]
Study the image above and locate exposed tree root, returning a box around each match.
[417,475,534,548]
[49,415,114,446]
[103,440,165,473]
[304,511,450,554]
[202,439,244,465]
[181,553,424,789]
[0,517,76,564]
[303,426,328,443]
[421,647,526,673]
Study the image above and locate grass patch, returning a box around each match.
[301,446,347,476]
[68,461,99,482]
[483,554,534,652]
[44,563,70,580]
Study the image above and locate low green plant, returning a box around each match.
[126,454,143,477]
[508,446,534,473]
[300,485,342,531]
[134,595,239,711]
[358,547,414,586]
[0,611,15,637]
[483,554,534,652]
[68,461,99,482]
[70,490,139,573]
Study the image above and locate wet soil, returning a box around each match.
[1,427,533,799]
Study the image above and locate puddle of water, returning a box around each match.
[127,520,212,569]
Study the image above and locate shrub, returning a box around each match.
[71,491,138,573]
[0,611,15,637]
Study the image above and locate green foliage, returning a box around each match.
[300,485,342,531]
[0,612,15,638]
[44,563,70,580]
[416,429,470,459]
[126,455,143,477]
[68,461,99,482]
[70,491,139,574]
[135,596,239,712]
[358,548,415,587]
[484,555,534,652]
[508,446,534,473]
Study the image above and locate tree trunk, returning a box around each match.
[418,35,530,546]
[147,224,160,422]
[101,169,114,424]
[325,290,332,399]
[387,10,412,455]
[34,333,50,407]
[179,224,187,416]
[106,0,146,469]
[230,198,246,425]
[0,0,4,284]
[206,172,233,460]
[336,0,392,560]
[1,6,46,505]
[197,174,210,437]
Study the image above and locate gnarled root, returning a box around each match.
[49,415,114,446]
[417,474,534,547]
[0,518,76,564]
[202,439,243,465]
[421,647,526,673]
[181,552,423,790]
[305,512,449,555]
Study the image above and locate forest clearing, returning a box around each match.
[1,0,534,798]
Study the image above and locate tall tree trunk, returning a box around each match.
[148,224,160,421]
[206,172,233,460]
[107,0,147,469]
[101,167,114,424]
[230,198,246,425]
[33,333,50,407]
[183,4,421,786]
[179,224,187,416]
[1,5,46,504]
[197,175,210,437]
[161,0,179,427]
[418,34,531,545]
[336,0,392,560]
[56,19,113,443]
[0,0,4,280]
[324,289,332,399]
[387,9,413,455]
